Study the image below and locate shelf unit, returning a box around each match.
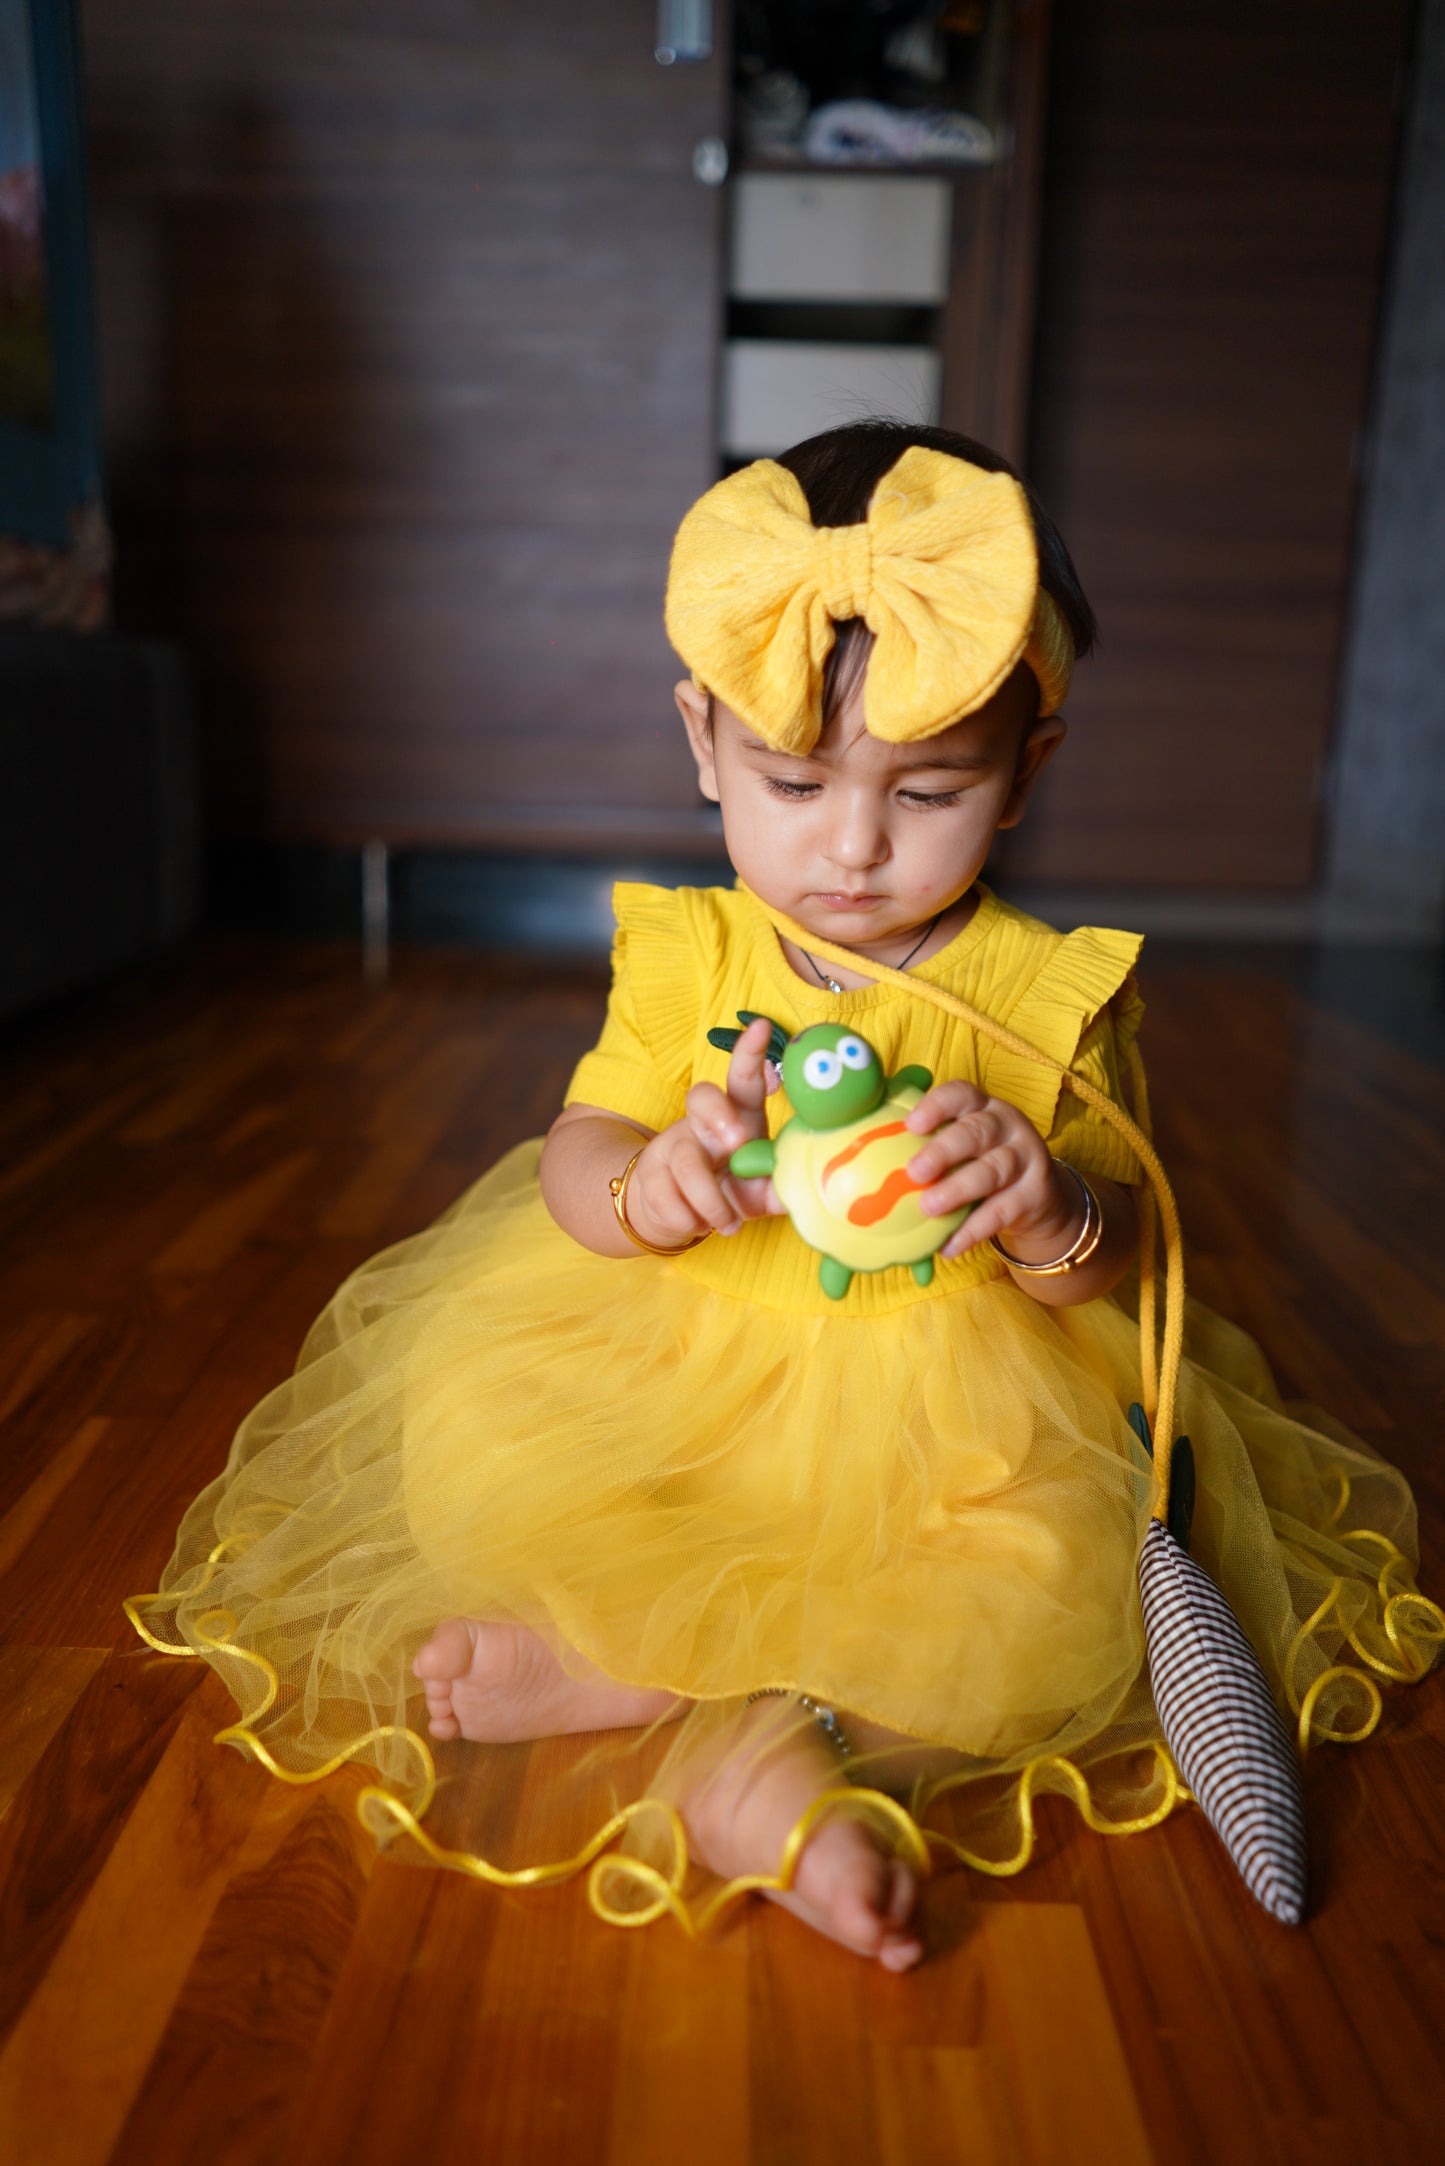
[719,0,1050,469]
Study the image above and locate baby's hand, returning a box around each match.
[903,1080,1084,1262]
[625,1018,783,1245]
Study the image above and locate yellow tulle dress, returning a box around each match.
[129,881,1442,1931]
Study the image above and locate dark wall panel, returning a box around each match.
[85,0,727,847]
[1017,0,1411,890]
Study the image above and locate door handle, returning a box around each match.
[692,136,729,185]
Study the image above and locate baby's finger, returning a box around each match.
[938,1183,1032,1257]
[917,1146,1021,1219]
[721,1171,785,1219]
[725,1017,776,1116]
[685,1079,748,1161]
[628,1162,707,1246]
[670,1138,744,1234]
[906,1109,1002,1186]
[904,1080,988,1134]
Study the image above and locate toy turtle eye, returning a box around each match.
[837,1036,871,1071]
[802,1048,842,1090]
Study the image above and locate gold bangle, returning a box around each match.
[991,1163,1103,1275]
[608,1144,710,1257]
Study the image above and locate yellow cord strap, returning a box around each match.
[1126,1040,1160,1423]
[753,899,1186,1514]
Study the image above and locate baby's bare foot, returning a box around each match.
[682,1712,924,1971]
[411,1618,685,1743]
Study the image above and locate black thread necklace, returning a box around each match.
[800,910,942,996]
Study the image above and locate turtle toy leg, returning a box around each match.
[911,1256,935,1287]
[819,1255,853,1300]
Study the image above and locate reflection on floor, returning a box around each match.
[1147,939,1445,1072]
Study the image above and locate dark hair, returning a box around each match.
[772,418,1095,725]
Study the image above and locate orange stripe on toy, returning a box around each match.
[847,1165,926,1227]
[821,1119,908,1188]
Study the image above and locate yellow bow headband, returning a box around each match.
[664,446,1073,755]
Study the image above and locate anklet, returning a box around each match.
[746,1687,853,1760]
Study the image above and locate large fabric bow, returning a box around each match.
[664,446,1073,754]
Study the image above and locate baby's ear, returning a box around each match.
[676,679,718,800]
[998,714,1067,830]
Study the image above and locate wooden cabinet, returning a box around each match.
[721,1,1049,468]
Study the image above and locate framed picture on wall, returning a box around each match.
[0,0,104,565]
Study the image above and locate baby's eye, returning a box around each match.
[763,777,820,800]
[837,1036,871,1070]
[802,1049,842,1090]
[899,789,964,809]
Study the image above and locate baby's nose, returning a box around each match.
[826,801,889,868]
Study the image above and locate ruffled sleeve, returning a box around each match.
[562,883,701,1132]
[980,925,1147,1186]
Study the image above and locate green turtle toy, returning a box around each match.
[708,1017,969,1299]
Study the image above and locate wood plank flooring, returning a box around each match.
[1,935,1442,2165]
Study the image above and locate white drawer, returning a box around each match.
[721,340,942,458]
[729,175,952,303]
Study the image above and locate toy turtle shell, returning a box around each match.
[714,1019,969,1300]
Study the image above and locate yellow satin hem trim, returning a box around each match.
[121,1480,1441,1935]
[365,1785,935,1938]
[916,1742,1188,1877]
[124,1581,933,1934]
[122,1563,1439,1939]
[122,1587,1198,1917]
[1283,1478,1445,1753]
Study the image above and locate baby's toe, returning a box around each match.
[798,1824,911,1958]
[831,1850,923,1966]
[418,1668,461,1739]
[884,1858,918,1927]
[412,1617,476,1682]
[878,1863,924,1969]
[878,1932,925,1973]
[831,1866,894,1953]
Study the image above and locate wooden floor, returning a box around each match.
[1,935,1442,2166]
